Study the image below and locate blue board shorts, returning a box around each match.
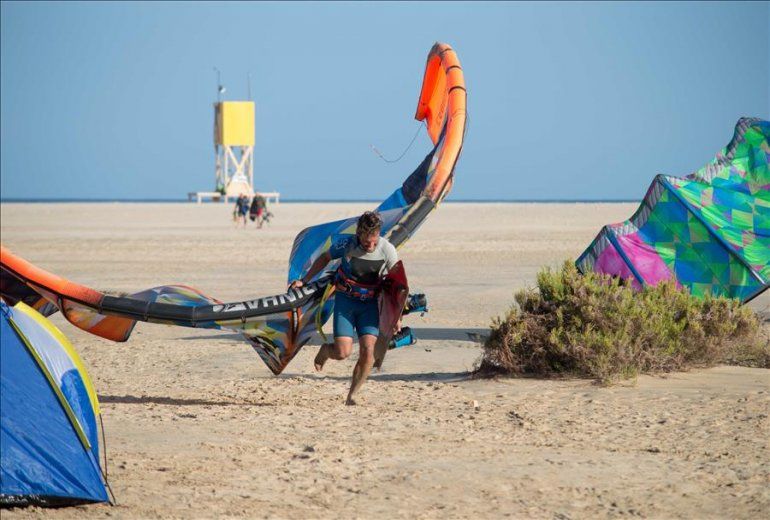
[333,292,379,338]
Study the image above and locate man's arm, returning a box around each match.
[385,242,401,333]
[384,240,399,272]
[289,251,332,289]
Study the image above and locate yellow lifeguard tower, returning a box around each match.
[189,98,279,204]
[214,101,254,198]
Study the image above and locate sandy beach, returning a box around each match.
[1,202,768,519]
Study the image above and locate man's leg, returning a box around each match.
[315,294,356,371]
[346,299,380,404]
[346,334,376,405]
[314,336,353,371]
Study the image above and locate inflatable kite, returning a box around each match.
[577,117,769,303]
[0,43,467,375]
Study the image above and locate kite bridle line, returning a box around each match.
[370,121,426,164]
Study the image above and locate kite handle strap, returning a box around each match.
[315,283,335,342]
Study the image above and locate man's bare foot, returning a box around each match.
[345,396,357,406]
[314,344,330,372]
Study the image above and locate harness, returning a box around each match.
[334,267,380,301]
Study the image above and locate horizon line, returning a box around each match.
[0,197,638,204]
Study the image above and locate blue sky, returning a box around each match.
[1,1,768,201]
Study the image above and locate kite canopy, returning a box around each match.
[577,118,769,302]
[0,43,466,375]
[1,301,109,507]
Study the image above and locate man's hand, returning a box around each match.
[393,318,402,334]
[289,279,304,290]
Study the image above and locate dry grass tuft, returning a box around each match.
[477,262,767,384]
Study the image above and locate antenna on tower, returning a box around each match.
[214,66,225,102]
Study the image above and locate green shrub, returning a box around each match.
[477,262,767,383]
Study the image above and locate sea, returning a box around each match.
[0,198,636,204]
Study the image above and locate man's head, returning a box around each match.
[356,211,382,252]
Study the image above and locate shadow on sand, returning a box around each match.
[98,394,273,407]
[409,327,488,342]
[291,370,473,384]
[178,327,489,344]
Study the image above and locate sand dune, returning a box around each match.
[1,202,768,519]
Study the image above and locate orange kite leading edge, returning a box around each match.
[416,43,466,202]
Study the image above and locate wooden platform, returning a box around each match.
[187,191,280,204]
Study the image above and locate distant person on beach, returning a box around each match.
[249,193,267,228]
[288,211,398,405]
[234,194,249,227]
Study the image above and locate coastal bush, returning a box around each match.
[477,262,768,383]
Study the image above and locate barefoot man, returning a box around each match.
[289,211,398,405]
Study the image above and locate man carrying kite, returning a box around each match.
[289,211,398,405]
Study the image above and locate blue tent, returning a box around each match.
[1,301,109,507]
